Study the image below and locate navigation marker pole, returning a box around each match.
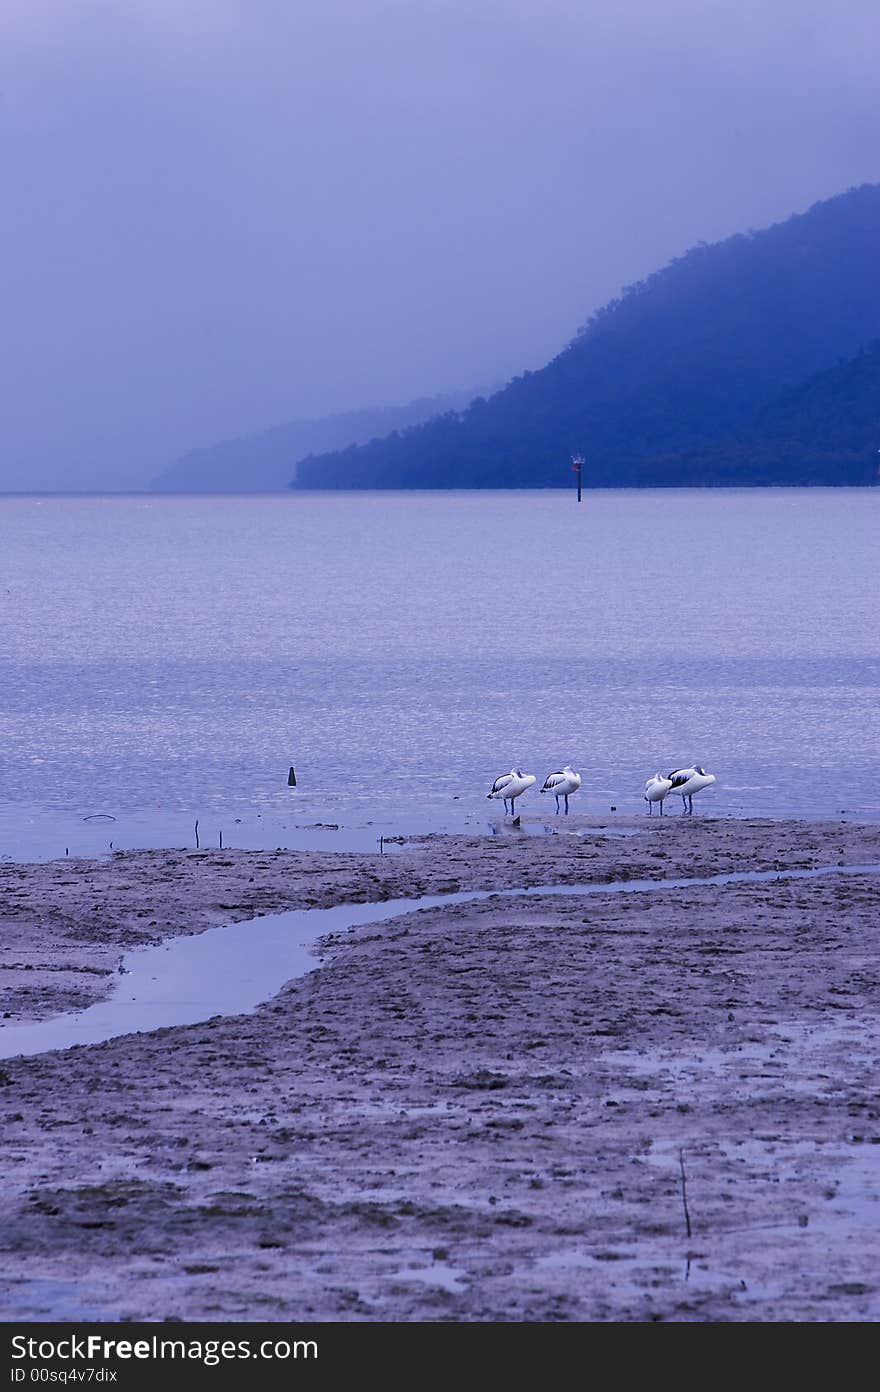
[571,453,584,502]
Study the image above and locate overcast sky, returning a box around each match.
[1,0,878,489]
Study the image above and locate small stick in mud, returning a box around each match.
[679,1148,693,1239]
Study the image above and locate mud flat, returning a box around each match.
[0,816,878,1321]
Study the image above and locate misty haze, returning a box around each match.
[2,1,880,491]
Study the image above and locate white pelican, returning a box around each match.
[667,766,716,815]
[644,773,672,814]
[487,769,536,816]
[540,765,581,815]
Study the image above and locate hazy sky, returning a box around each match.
[1,0,878,489]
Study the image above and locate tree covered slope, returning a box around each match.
[639,340,880,486]
[293,184,880,489]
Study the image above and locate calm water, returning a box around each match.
[0,489,877,859]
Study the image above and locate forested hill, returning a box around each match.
[293,184,880,489]
[151,389,482,492]
[638,341,880,486]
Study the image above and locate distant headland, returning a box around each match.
[155,184,880,492]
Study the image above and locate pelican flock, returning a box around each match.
[485,761,716,818]
[540,765,582,815]
[487,769,537,816]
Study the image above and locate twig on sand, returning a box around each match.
[679,1148,693,1239]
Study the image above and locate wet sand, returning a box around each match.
[1,816,878,1321]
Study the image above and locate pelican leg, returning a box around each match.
[659,800,663,816]
[646,801,652,815]
[564,794,569,815]
[503,798,509,815]
[555,795,560,815]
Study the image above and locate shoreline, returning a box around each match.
[1,817,879,1321]
[1,815,877,1027]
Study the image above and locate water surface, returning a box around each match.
[1,489,877,858]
